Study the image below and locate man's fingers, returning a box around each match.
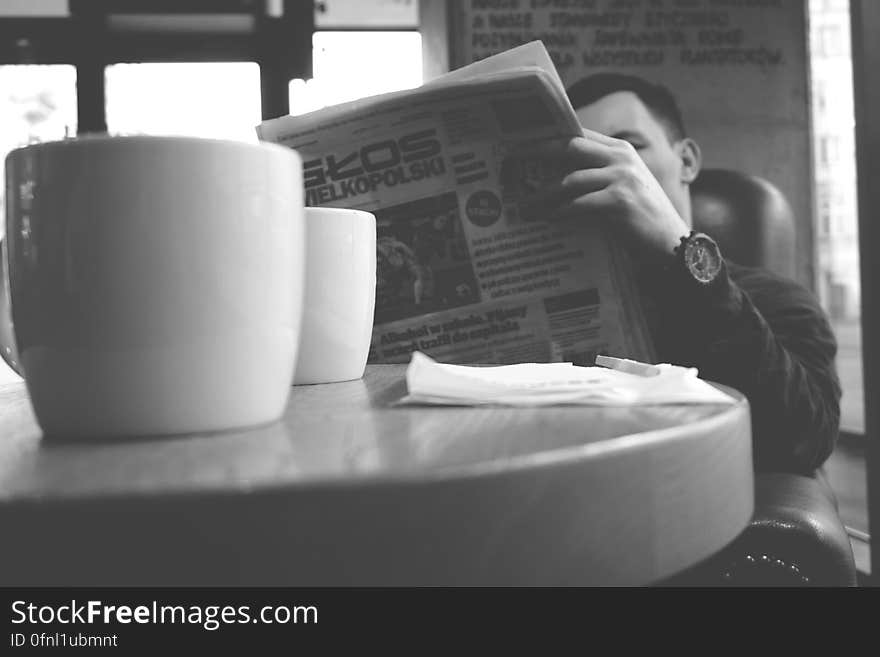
[509,135,617,170]
[557,136,626,170]
[560,168,614,193]
[579,127,621,147]
[527,168,611,204]
[562,137,616,168]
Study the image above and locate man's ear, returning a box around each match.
[678,137,702,184]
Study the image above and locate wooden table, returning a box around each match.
[0,364,753,586]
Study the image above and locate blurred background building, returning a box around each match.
[811,0,859,322]
[809,0,862,434]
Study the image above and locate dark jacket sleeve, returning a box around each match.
[648,262,841,474]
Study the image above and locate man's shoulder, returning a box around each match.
[726,262,835,350]
[727,262,823,315]
[727,261,799,289]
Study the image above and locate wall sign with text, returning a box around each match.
[448,0,813,285]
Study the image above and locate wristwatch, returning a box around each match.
[672,231,724,289]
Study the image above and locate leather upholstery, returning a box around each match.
[727,472,857,586]
[663,472,857,586]
[691,168,797,280]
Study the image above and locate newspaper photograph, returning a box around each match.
[258,42,655,366]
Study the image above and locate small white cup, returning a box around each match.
[293,207,376,385]
[1,135,305,438]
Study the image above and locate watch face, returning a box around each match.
[684,234,722,284]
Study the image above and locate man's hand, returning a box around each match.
[521,129,691,264]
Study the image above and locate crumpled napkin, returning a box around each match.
[398,351,735,407]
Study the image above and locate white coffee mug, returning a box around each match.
[293,207,376,385]
[0,135,305,438]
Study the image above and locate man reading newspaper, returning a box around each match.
[552,73,840,474]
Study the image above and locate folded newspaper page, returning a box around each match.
[258,41,655,366]
[400,352,735,407]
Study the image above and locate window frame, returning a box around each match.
[0,1,424,129]
[0,0,315,130]
[850,0,880,583]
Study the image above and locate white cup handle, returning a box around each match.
[0,237,23,377]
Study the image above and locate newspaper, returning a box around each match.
[257,41,655,366]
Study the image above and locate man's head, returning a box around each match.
[566,73,701,224]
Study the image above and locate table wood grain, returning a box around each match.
[0,364,753,586]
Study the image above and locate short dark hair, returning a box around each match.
[566,73,686,143]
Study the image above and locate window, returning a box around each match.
[818,24,845,56]
[0,65,77,218]
[289,31,422,116]
[815,79,827,115]
[289,0,422,115]
[810,0,862,431]
[105,62,262,142]
[816,182,832,237]
[0,64,76,385]
[808,0,867,555]
[819,135,842,164]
